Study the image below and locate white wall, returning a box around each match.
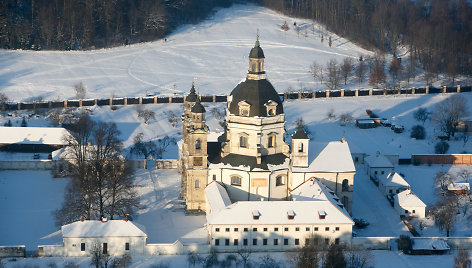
[394,200,426,218]
[61,236,146,257]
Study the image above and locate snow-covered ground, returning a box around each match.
[0,250,457,267]
[0,4,394,102]
[0,171,69,250]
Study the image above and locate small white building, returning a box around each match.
[447,182,471,195]
[205,178,353,252]
[39,219,147,257]
[365,153,394,183]
[394,190,426,218]
[379,172,410,196]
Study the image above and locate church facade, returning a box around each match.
[179,38,356,215]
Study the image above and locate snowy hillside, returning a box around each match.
[0,4,373,102]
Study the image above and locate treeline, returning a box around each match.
[0,0,232,50]
[258,0,472,76]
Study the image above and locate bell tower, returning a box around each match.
[291,125,309,167]
[247,35,267,80]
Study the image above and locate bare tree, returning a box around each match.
[429,194,460,237]
[432,95,469,140]
[454,249,471,268]
[237,248,252,268]
[326,108,336,120]
[74,82,86,99]
[130,133,158,159]
[424,71,435,86]
[345,246,374,268]
[286,235,326,268]
[137,108,156,125]
[310,61,324,85]
[405,56,417,85]
[369,55,386,88]
[434,171,453,194]
[340,58,354,85]
[339,113,353,125]
[0,92,8,111]
[326,59,341,90]
[90,242,112,268]
[356,57,366,85]
[389,57,403,88]
[164,110,179,128]
[413,108,430,125]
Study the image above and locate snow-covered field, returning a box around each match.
[0,250,457,267]
[1,4,374,102]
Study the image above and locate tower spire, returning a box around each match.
[255,29,260,47]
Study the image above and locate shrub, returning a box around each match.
[398,235,412,254]
[353,218,370,229]
[435,141,449,154]
[410,125,426,139]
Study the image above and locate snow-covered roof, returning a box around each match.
[447,182,470,191]
[207,131,223,142]
[206,200,354,225]
[381,172,410,188]
[205,181,232,213]
[348,143,364,154]
[0,127,69,145]
[292,141,355,173]
[395,190,426,208]
[62,220,147,238]
[412,239,450,251]
[290,178,351,219]
[365,154,394,168]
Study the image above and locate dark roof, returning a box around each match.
[219,153,287,170]
[191,99,205,113]
[185,84,198,102]
[229,79,283,117]
[292,125,309,139]
[249,39,265,58]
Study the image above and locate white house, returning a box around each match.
[394,190,426,218]
[38,219,147,257]
[447,182,471,195]
[365,153,394,183]
[379,172,410,196]
[205,178,354,252]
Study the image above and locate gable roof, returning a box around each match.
[365,154,394,168]
[395,190,426,208]
[381,172,410,188]
[292,141,355,173]
[205,181,232,213]
[0,126,69,145]
[62,220,147,238]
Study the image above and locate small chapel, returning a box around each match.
[179,37,356,217]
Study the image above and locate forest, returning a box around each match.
[0,0,471,76]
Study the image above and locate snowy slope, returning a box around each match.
[0,4,372,102]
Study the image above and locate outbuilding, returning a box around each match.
[394,190,426,218]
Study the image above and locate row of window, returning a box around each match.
[215,226,340,232]
[229,175,285,187]
[214,238,340,246]
[79,242,130,253]
[238,134,277,149]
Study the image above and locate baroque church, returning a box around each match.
[179,38,356,216]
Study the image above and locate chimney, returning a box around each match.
[124,214,130,222]
[340,136,346,143]
[101,217,108,223]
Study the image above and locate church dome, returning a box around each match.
[191,99,205,113]
[229,39,282,117]
[249,39,265,58]
[229,79,283,117]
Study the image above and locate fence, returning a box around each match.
[0,245,26,258]
[4,85,470,112]
[0,160,54,170]
[411,154,472,165]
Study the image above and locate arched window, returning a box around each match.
[276,175,285,186]
[268,109,274,116]
[231,176,242,186]
[298,143,304,152]
[195,180,200,189]
[268,135,275,148]
[195,139,201,150]
[252,63,256,71]
[342,179,349,192]
[240,135,248,148]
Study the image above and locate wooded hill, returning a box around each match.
[0,0,471,76]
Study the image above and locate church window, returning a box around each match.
[268,108,274,116]
[252,63,256,71]
[193,157,202,166]
[276,175,285,186]
[195,180,200,189]
[195,139,201,150]
[342,179,349,192]
[298,143,304,152]
[240,135,248,148]
[268,134,275,148]
[231,175,242,186]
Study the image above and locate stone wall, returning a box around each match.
[0,246,26,258]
